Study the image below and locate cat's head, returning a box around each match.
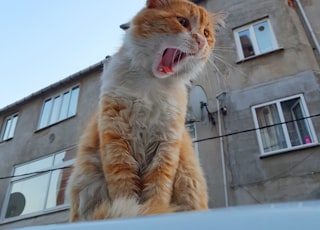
[123,0,225,80]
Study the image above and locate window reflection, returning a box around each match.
[256,104,287,152]
[5,150,75,219]
[15,156,54,176]
[39,99,52,129]
[8,115,18,139]
[38,86,80,129]
[9,173,50,217]
[68,87,79,117]
[253,21,274,54]
[239,29,255,58]
[2,118,13,140]
[59,92,70,120]
[281,98,313,146]
[46,167,72,209]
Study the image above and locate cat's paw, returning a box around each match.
[139,201,176,216]
[92,197,140,219]
[110,197,140,218]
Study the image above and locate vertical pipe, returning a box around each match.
[295,0,320,55]
[216,93,229,207]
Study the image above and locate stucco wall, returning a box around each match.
[220,70,320,205]
[205,0,319,92]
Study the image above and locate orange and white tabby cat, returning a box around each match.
[67,0,224,221]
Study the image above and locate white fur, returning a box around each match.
[109,198,140,218]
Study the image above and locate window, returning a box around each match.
[252,95,318,156]
[1,150,75,220]
[1,114,18,141]
[186,123,199,156]
[38,86,80,129]
[234,18,278,60]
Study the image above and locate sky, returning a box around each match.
[0,0,146,109]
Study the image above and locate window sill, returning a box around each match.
[0,137,13,144]
[35,115,76,133]
[260,143,320,159]
[236,47,284,64]
[0,205,70,224]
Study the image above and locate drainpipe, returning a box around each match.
[216,92,229,207]
[295,0,320,56]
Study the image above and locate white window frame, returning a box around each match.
[38,85,80,129]
[251,94,318,157]
[186,123,199,157]
[0,113,19,141]
[234,18,278,61]
[0,151,74,222]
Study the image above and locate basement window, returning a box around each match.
[0,114,18,141]
[1,150,75,221]
[251,94,318,157]
[38,86,80,129]
[234,18,279,61]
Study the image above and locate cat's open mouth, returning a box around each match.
[157,48,193,74]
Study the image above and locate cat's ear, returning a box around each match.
[146,0,170,8]
[212,11,228,32]
[120,22,130,30]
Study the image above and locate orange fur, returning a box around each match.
[67,0,223,222]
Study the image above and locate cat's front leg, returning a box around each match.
[171,129,209,211]
[139,141,180,215]
[99,130,142,218]
[98,96,141,217]
[100,135,141,201]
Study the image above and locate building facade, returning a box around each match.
[0,0,319,228]
[0,61,104,228]
[192,0,320,207]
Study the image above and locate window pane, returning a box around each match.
[256,104,287,153]
[8,115,18,139]
[14,156,54,176]
[2,118,12,140]
[253,21,275,54]
[39,99,52,128]
[6,173,50,217]
[46,167,72,209]
[54,152,66,165]
[281,98,313,146]
[59,92,70,121]
[67,87,79,117]
[49,96,61,125]
[186,124,196,140]
[239,29,255,58]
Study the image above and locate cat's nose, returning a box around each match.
[192,33,205,50]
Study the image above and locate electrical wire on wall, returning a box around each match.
[0,113,319,181]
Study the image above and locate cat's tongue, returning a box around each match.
[158,48,178,74]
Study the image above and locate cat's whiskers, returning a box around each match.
[199,52,227,90]
[212,52,246,76]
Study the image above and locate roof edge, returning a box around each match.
[0,57,109,114]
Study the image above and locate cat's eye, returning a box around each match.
[177,16,189,28]
[204,29,209,38]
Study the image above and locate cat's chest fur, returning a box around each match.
[101,73,187,167]
[125,96,180,166]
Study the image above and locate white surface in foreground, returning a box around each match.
[18,201,320,230]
